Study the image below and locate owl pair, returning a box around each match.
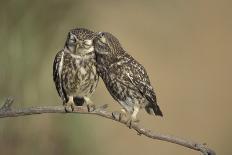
[53,28,163,124]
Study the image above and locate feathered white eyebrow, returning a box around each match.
[69,32,78,40]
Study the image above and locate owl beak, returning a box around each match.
[76,41,84,49]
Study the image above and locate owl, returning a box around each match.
[93,32,163,124]
[53,28,99,112]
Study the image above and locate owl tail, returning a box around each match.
[145,104,163,117]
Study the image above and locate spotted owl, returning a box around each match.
[53,28,99,111]
[93,32,163,122]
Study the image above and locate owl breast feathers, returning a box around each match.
[53,28,99,108]
[53,50,98,102]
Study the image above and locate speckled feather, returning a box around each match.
[53,28,99,105]
[53,50,67,102]
[94,32,163,117]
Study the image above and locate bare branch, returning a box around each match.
[0,97,14,111]
[0,98,215,155]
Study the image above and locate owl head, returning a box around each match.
[65,28,96,55]
[94,32,125,59]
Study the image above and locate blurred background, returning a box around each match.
[0,0,231,154]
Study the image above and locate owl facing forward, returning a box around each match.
[53,28,99,111]
[93,32,163,122]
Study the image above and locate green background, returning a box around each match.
[0,0,231,155]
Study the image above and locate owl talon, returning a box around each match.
[127,120,135,129]
[126,118,139,129]
[126,120,132,129]
[64,100,75,112]
[112,111,120,120]
[112,111,127,121]
[64,106,69,112]
[71,104,75,111]
[87,104,95,112]
[65,105,73,112]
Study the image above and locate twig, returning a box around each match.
[0,97,216,155]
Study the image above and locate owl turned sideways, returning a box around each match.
[53,28,99,112]
[93,32,163,124]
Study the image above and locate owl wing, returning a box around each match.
[124,56,163,116]
[53,50,67,103]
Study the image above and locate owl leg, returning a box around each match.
[84,97,95,112]
[126,106,140,128]
[131,106,140,122]
[64,96,75,112]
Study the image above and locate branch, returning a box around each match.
[0,97,215,155]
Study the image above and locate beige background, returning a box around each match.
[0,0,231,155]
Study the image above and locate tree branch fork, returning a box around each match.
[0,97,215,155]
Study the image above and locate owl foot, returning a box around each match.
[112,111,120,121]
[126,117,140,129]
[84,97,95,112]
[87,104,95,112]
[126,106,140,128]
[64,101,75,112]
[112,111,127,121]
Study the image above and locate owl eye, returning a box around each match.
[98,32,105,37]
[98,33,107,44]
[82,40,92,48]
[84,40,92,46]
[84,44,91,48]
